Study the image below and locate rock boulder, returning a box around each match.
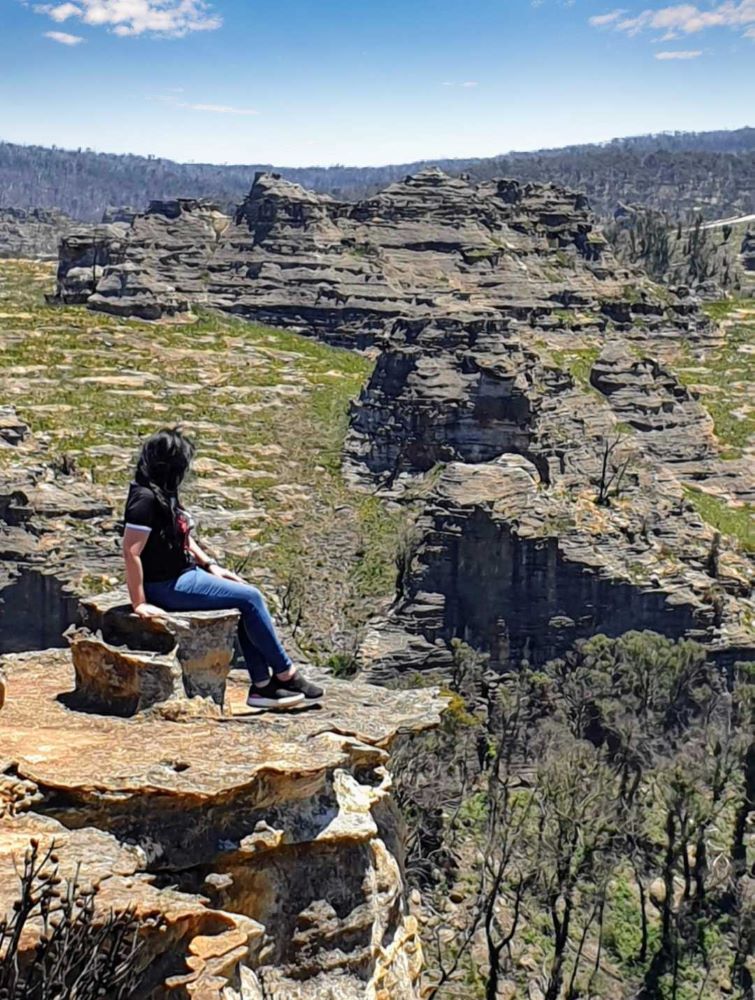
[69,589,241,712]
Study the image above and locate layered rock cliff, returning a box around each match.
[54,170,713,349]
[742,229,755,273]
[4,167,754,996]
[0,650,443,998]
[347,310,753,677]
[0,407,119,652]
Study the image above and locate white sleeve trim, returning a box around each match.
[124,523,152,533]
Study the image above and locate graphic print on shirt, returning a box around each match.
[175,507,194,553]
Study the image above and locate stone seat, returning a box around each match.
[65,588,240,716]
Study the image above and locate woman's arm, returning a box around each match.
[188,534,217,570]
[188,534,244,583]
[122,527,166,618]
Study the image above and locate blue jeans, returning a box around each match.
[145,568,292,686]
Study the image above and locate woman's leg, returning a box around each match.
[236,622,270,684]
[146,568,292,686]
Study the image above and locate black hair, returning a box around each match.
[134,427,195,539]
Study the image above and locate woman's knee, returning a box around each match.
[239,584,265,611]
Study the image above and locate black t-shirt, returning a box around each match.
[124,483,195,583]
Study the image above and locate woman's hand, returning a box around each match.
[133,602,168,620]
[207,563,244,584]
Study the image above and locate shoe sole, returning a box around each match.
[246,692,305,709]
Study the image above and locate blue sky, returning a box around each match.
[1,0,753,166]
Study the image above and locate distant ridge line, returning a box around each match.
[1,126,753,222]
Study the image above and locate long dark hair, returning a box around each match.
[134,427,195,539]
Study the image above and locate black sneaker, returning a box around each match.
[273,670,324,700]
[246,682,305,710]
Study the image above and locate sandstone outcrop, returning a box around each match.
[0,811,264,999]
[55,170,715,351]
[358,458,752,680]
[589,341,753,502]
[46,171,755,678]
[55,200,227,318]
[741,229,755,272]
[0,649,444,998]
[0,408,120,652]
[344,313,753,678]
[0,207,76,260]
[5,169,754,995]
[0,405,30,448]
[53,221,131,306]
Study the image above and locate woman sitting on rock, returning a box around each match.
[122,427,323,710]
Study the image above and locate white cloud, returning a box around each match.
[37,3,83,21]
[34,0,222,38]
[655,47,703,56]
[589,9,625,26]
[44,28,84,42]
[441,80,480,88]
[590,0,755,41]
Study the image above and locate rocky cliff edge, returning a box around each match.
[0,650,445,999]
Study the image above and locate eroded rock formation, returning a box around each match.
[0,407,119,651]
[5,167,754,995]
[358,457,753,680]
[0,208,77,260]
[48,170,755,675]
[742,229,755,272]
[346,312,753,678]
[66,590,241,714]
[739,230,755,296]
[55,169,714,350]
[0,649,444,998]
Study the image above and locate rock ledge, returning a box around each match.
[0,650,444,998]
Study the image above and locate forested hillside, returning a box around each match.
[1,127,753,221]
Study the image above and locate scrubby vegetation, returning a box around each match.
[606,208,753,295]
[683,488,755,553]
[677,301,755,457]
[0,840,148,999]
[394,632,754,1000]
